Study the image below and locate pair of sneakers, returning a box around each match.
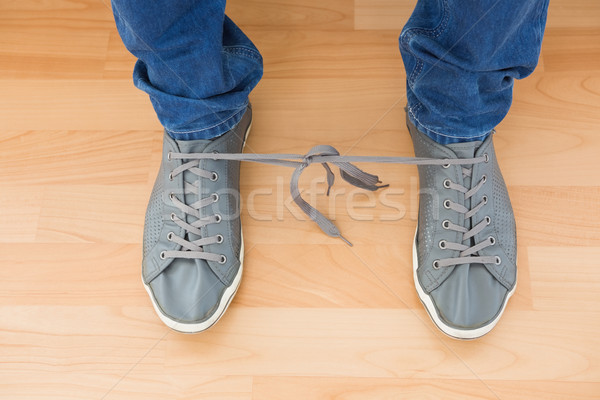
[141,105,517,339]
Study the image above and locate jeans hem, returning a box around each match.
[407,103,492,144]
[223,45,262,62]
[166,104,248,140]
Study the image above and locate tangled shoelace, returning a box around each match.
[165,145,491,267]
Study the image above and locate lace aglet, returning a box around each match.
[338,234,353,247]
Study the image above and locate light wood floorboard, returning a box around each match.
[0,0,599,398]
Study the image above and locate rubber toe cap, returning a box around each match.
[430,263,508,330]
[149,259,226,324]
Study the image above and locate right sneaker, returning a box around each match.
[407,114,517,339]
[141,106,251,333]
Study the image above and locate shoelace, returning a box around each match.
[162,156,226,263]
[163,145,489,266]
[434,161,498,269]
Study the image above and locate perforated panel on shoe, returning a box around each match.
[492,158,517,266]
[226,158,242,259]
[144,166,164,258]
[417,164,439,267]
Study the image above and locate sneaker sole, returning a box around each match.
[412,226,517,340]
[142,120,252,334]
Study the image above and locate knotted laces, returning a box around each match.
[167,145,489,267]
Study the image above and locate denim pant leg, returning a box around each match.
[111,0,263,140]
[400,0,550,144]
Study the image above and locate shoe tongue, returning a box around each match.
[445,140,481,189]
[176,138,213,154]
[445,140,481,159]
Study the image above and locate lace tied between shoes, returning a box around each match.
[169,145,487,247]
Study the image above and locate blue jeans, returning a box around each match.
[112,0,549,143]
[111,0,263,140]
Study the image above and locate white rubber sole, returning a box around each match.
[412,227,516,340]
[142,118,252,334]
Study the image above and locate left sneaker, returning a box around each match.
[407,116,517,339]
[141,106,252,333]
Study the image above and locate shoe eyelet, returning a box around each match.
[219,255,227,264]
[442,220,451,229]
[442,163,450,169]
[168,173,173,181]
[481,175,487,184]
[170,213,177,221]
[488,236,496,245]
[485,215,491,225]
[495,256,502,265]
[212,193,219,202]
[210,172,219,181]
[214,214,222,223]
[160,251,166,260]
[482,195,488,204]
[216,234,224,244]
[443,199,451,209]
[433,260,441,269]
[443,179,452,189]
[169,192,176,201]
[167,232,174,241]
[484,153,490,163]
[438,240,447,249]
[167,152,172,161]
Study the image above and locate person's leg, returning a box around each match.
[111,0,259,332]
[400,0,549,144]
[111,0,262,139]
[399,0,549,339]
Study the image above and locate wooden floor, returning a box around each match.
[1,0,600,399]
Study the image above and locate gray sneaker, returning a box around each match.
[141,106,251,333]
[408,116,517,339]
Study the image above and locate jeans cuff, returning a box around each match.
[165,104,248,141]
[407,103,492,145]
